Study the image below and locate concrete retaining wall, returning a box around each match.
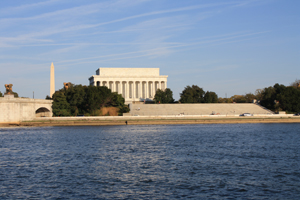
[128,103,274,116]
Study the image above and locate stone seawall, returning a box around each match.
[1,115,299,127]
[129,103,273,116]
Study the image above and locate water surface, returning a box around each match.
[0,124,299,199]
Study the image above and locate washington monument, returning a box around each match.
[50,62,55,98]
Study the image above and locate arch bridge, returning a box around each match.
[0,95,52,123]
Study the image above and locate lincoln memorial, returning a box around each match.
[89,68,168,103]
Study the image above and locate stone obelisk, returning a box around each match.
[50,62,55,98]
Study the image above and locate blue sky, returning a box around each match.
[0,0,299,100]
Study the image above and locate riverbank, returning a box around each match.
[1,115,300,127]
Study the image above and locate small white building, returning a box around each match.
[89,68,168,104]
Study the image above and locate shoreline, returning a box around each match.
[1,116,300,127]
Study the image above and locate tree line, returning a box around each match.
[217,81,300,113]
[49,84,129,116]
[153,85,218,103]
[154,80,300,113]
[258,83,300,113]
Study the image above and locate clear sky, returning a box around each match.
[0,0,299,100]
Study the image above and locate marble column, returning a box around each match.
[148,82,150,98]
[139,82,142,99]
[111,81,116,92]
[132,82,135,102]
[129,82,132,98]
[146,81,149,98]
[151,82,154,98]
[126,81,129,99]
[135,82,138,99]
[122,82,125,98]
[143,82,146,99]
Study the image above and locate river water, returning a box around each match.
[0,124,299,199]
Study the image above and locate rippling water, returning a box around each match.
[0,124,300,199]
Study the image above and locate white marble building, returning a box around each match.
[89,68,168,103]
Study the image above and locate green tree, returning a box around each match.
[255,89,263,101]
[231,95,247,103]
[276,85,300,113]
[260,86,277,110]
[51,84,130,116]
[84,86,110,115]
[244,93,256,103]
[204,91,218,103]
[274,83,286,94]
[0,91,2,97]
[52,91,71,116]
[154,88,174,103]
[84,86,129,116]
[118,104,130,115]
[179,85,205,103]
[65,84,86,116]
[111,92,126,107]
[11,92,19,97]
[218,97,233,103]
[258,83,300,113]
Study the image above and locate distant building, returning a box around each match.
[89,68,168,104]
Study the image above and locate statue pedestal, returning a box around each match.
[4,94,14,99]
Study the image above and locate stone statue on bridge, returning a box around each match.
[64,82,71,90]
[4,84,13,95]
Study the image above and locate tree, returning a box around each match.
[218,97,233,103]
[179,85,205,103]
[258,83,300,113]
[65,84,86,116]
[255,89,263,101]
[111,92,126,107]
[231,95,247,103]
[0,91,2,97]
[11,92,19,98]
[290,79,300,88]
[52,84,129,116]
[84,86,129,116]
[204,91,218,103]
[52,91,71,116]
[260,86,277,111]
[274,83,286,95]
[244,93,256,103]
[276,85,300,113]
[118,104,130,115]
[84,86,113,115]
[154,88,174,103]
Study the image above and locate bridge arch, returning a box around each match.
[35,107,51,117]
